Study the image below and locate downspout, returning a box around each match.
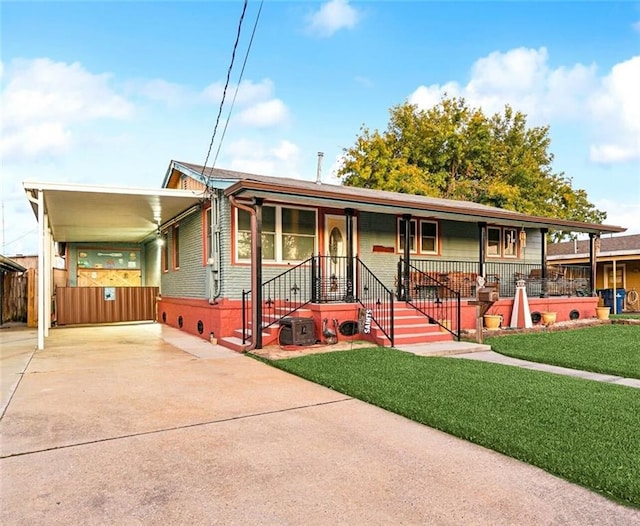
[208,189,223,302]
[228,195,263,350]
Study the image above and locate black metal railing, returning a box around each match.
[242,256,315,344]
[313,255,354,303]
[409,259,591,299]
[398,259,461,340]
[356,257,394,346]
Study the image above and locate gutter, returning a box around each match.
[224,179,626,235]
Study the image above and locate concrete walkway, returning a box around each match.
[395,341,640,389]
[1,324,638,525]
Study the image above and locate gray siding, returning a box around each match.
[183,200,546,301]
[161,210,207,298]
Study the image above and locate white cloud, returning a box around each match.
[236,99,289,127]
[224,138,301,178]
[307,0,360,38]
[408,47,640,165]
[1,58,133,161]
[587,56,640,164]
[595,200,640,233]
[633,20,640,32]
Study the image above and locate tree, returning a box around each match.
[338,97,606,240]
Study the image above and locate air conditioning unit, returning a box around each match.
[279,317,316,346]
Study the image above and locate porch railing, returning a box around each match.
[242,255,396,347]
[398,259,461,340]
[355,257,394,346]
[410,259,591,299]
[242,256,315,344]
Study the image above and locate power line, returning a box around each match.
[201,0,249,184]
[213,0,264,169]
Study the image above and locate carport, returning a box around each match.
[23,181,203,350]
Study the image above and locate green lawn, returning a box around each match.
[254,347,640,508]
[486,325,640,379]
[611,313,640,320]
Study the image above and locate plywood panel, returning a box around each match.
[77,269,142,287]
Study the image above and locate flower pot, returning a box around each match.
[595,306,610,320]
[439,319,451,332]
[483,314,501,330]
[541,311,557,326]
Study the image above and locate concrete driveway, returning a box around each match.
[1,324,638,525]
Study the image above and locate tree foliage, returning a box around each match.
[338,97,606,239]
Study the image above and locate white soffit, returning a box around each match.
[23,182,204,243]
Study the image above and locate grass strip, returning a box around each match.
[487,325,640,379]
[255,347,640,508]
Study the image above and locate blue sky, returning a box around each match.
[2,0,639,255]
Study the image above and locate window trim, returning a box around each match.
[486,225,520,259]
[162,232,169,273]
[503,227,518,259]
[397,217,440,256]
[172,224,180,270]
[234,204,318,264]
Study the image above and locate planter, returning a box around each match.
[595,306,610,320]
[483,314,501,330]
[439,319,451,333]
[541,311,557,326]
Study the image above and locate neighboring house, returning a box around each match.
[23,161,626,351]
[548,234,640,313]
[156,161,625,350]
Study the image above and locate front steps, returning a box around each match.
[369,304,455,347]
[220,304,454,352]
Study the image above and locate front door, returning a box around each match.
[324,214,357,301]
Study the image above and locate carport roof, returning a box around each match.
[23,182,204,243]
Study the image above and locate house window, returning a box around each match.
[236,205,316,263]
[162,232,169,272]
[398,218,417,253]
[503,228,517,258]
[487,227,501,257]
[420,221,438,254]
[398,218,439,255]
[173,225,180,269]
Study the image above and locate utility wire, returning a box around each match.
[213,0,264,169]
[201,0,249,186]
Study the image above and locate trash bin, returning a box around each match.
[615,289,626,313]
[599,288,614,309]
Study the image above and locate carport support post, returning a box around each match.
[477,222,486,278]
[345,208,355,302]
[540,228,548,298]
[589,233,598,296]
[402,214,412,301]
[253,198,263,349]
[37,190,45,350]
